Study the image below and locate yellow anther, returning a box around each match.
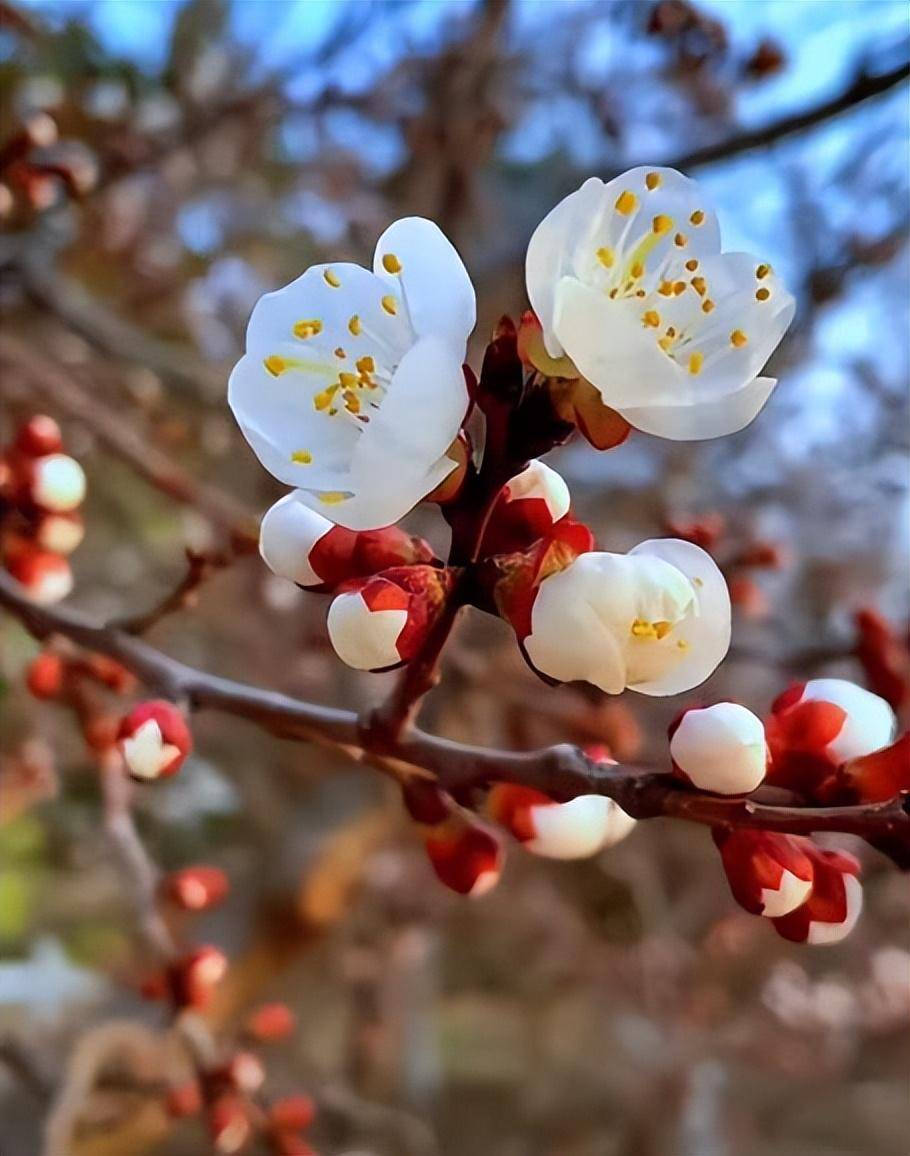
[615,190,637,215]
[677,639,690,651]
[356,355,375,374]
[693,576,704,587]
[313,385,339,411]
[609,288,619,299]
[334,346,346,358]
[673,281,687,295]
[635,288,646,297]
[323,268,341,288]
[381,294,398,315]
[348,315,362,336]
[691,276,707,297]
[630,618,673,640]
[666,326,677,338]
[658,280,674,297]
[342,391,361,414]
[645,171,662,190]
[630,260,644,279]
[596,246,615,268]
[756,263,771,279]
[290,450,312,465]
[263,355,287,376]
[674,232,688,248]
[688,352,704,375]
[730,329,748,348]
[652,214,673,235]
[293,318,323,340]
[702,299,715,314]
[756,287,771,301]
[658,336,673,352]
[318,492,347,506]
[690,210,705,226]
[338,372,359,388]
[685,258,699,272]
[642,310,661,328]
[381,253,403,274]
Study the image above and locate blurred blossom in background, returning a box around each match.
[1,1,908,1155]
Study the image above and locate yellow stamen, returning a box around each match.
[318,492,347,506]
[334,346,346,358]
[323,268,341,288]
[677,639,689,651]
[338,372,359,388]
[596,246,615,268]
[685,258,699,272]
[673,281,687,295]
[690,210,705,226]
[381,253,403,274]
[290,450,312,465]
[356,355,375,374]
[674,232,688,248]
[630,260,644,279]
[730,329,748,347]
[348,315,362,336]
[615,190,637,215]
[264,355,286,376]
[702,299,715,314]
[658,280,674,297]
[691,276,707,297]
[342,391,361,414]
[652,214,673,235]
[645,171,662,190]
[313,385,339,411]
[756,263,771,279]
[756,287,771,301]
[293,318,323,340]
[642,310,661,328]
[688,352,704,375]
[381,294,398,315]
[630,618,674,640]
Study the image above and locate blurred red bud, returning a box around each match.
[163,866,230,911]
[269,1094,317,1133]
[118,700,192,781]
[170,945,228,1009]
[14,415,63,458]
[26,652,64,699]
[165,1080,203,1118]
[208,1094,251,1154]
[244,1002,296,1042]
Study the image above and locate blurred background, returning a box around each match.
[1,1,909,1154]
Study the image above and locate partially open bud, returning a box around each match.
[208,1094,251,1154]
[34,511,84,555]
[118,700,192,782]
[163,865,229,911]
[669,702,768,795]
[25,651,64,699]
[260,491,435,590]
[170,945,228,1009]
[6,546,73,603]
[519,538,730,697]
[424,817,503,897]
[222,1050,266,1093]
[771,846,863,946]
[766,678,896,797]
[481,460,571,555]
[25,453,86,513]
[487,782,635,859]
[13,415,63,458]
[244,1002,296,1042]
[327,565,454,672]
[713,829,814,917]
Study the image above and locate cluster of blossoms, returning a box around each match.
[0,415,86,603]
[668,679,906,943]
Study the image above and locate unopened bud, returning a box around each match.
[163,865,229,911]
[7,547,73,603]
[25,651,64,699]
[713,829,814,918]
[424,818,503,897]
[26,453,86,513]
[244,1001,296,1042]
[670,702,768,795]
[117,700,192,781]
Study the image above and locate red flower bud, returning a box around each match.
[208,1094,251,1154]
[854,607,910,712]
[163,866,230,911]
[6,546,73,603]
[424,817,503,897]
[771,845,862,946]
[223,1050,265,1093]
[170,945,228,1009]
[14,415,63,458]
[244,1002,296,1042]
[23,453,86,513]
[824,733,910,805]
[481,460,571,556]
[26,652,64,699]
[165,1080,203,1118]
[117,700,192,781]
[713,829,814,917]
[269,1094,317,1133]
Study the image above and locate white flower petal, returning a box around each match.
[259,493,332,586]
[122,720,181,781]
[760,870,813,919]
[504,459,571,521]
[373,217,475,347]
[800,679,896,763]
[670,702,767,794]
[628,539,731,696]
[618,377,777,440]
[807,874,863,946]
[527,795,636,859]
[326,592,408,670]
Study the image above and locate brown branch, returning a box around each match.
[3,569,907,855]
[656,58,910,172]
[0,333,258,550]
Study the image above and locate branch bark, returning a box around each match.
[3,569,907,853]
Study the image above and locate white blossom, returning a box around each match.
[671,702,768,794]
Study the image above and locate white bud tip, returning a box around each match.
[32,454,86,513]
[671,702,767,794]
[121,719,182,780]
[327,591,408,671]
